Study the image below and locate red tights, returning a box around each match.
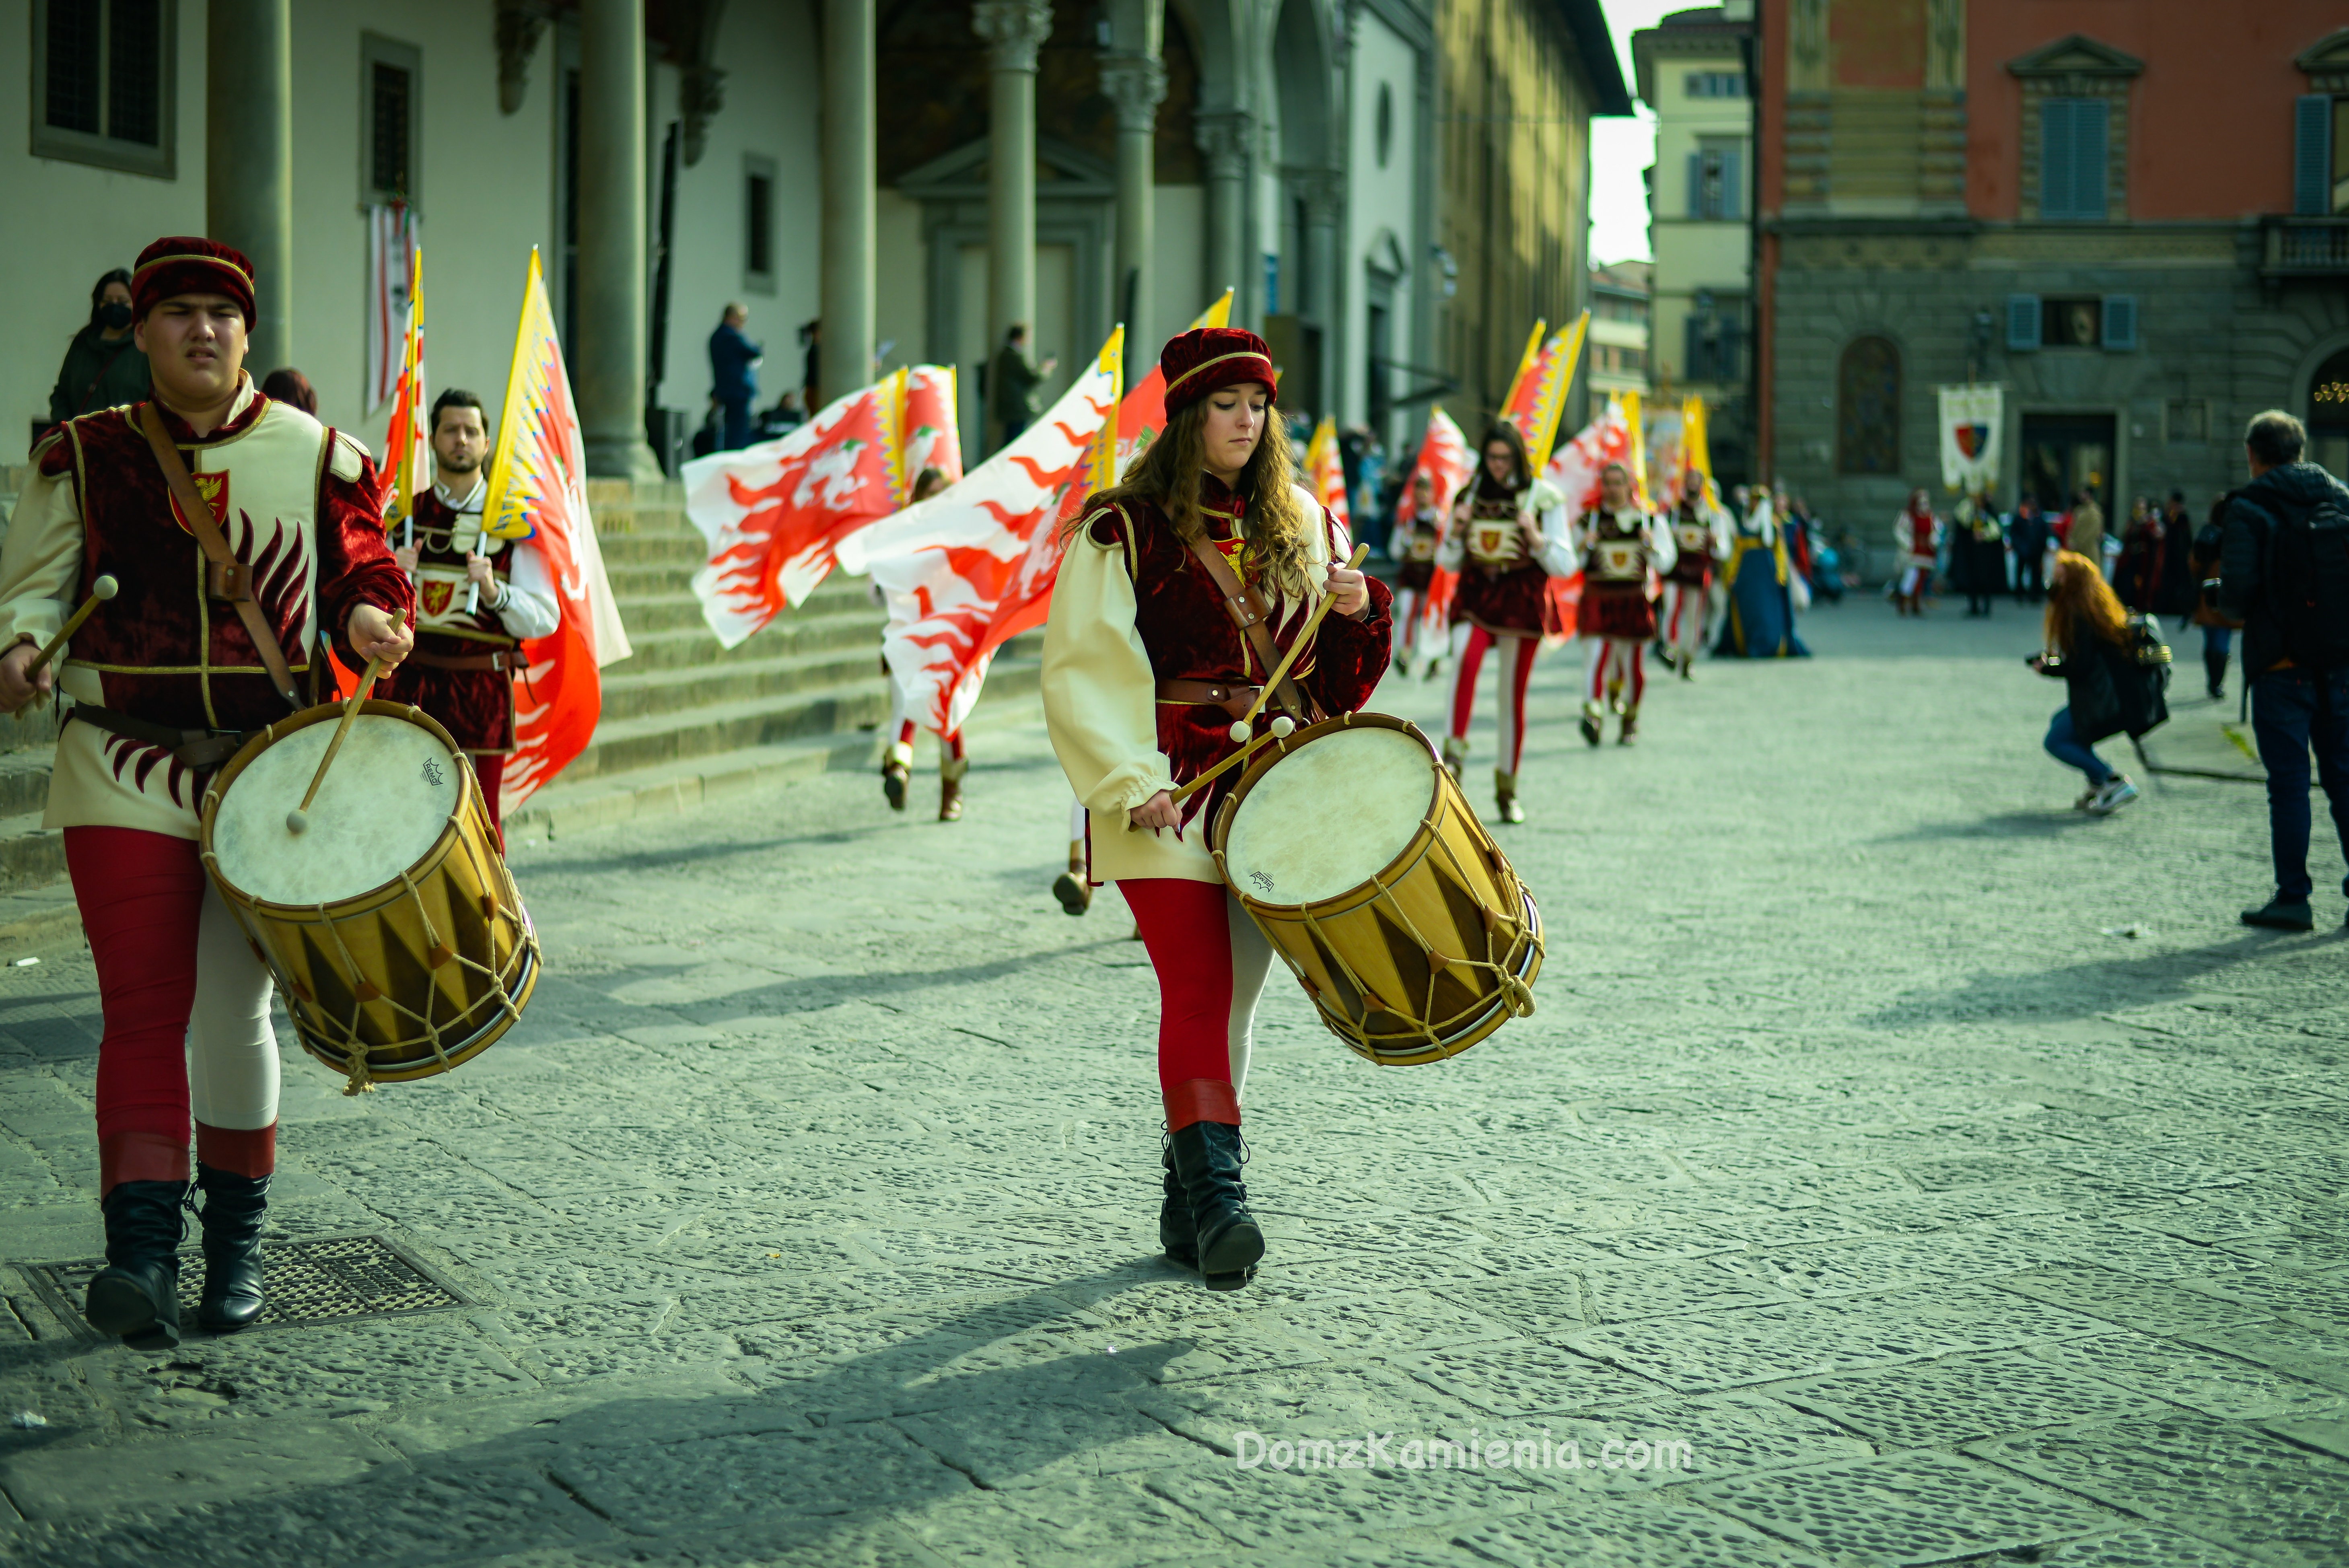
[1448,626,1538,775]
[1120,878,1274,1126]
[893,720,966,760]
[66,827,278,1192]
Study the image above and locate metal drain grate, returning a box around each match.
[27,1233,469,1342]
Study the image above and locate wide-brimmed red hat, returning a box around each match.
[131,237,256,326]
[1161,327,1277,414]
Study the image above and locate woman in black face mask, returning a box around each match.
[46,268,152,430]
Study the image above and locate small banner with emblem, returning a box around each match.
[1937,383,2003,496]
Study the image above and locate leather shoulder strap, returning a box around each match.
[1184,531,1311,720]
[135,402,303,708]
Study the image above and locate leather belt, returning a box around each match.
[1156,679,1261,718]
[66,703,253,770]
[409,647,529,674]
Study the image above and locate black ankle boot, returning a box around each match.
[196,1165,270,1331]
[1169,1121,1264,1290]
[2205,650,2227,700]
[86,1180,187,1349]
[1159,1133,1198,1270]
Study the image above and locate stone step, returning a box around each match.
[0,813,65,888]
[559,654,1042,783]
[597,646,903,722]
[0,751,54,819]
[622,617,883,672]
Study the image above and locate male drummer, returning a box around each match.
[382,389,560,837]
[0,237,413,1349]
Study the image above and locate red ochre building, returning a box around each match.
[1753,2,2349,527]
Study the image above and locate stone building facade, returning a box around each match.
[1756,2,2349,535]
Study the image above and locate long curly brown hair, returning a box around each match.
[1079,390,1314,597]
[2045,549,2129,652]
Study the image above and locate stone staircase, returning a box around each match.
[0,470,1041,918]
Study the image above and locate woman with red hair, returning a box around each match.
[2031,550,2156,814]
[1044,327,1391,1290]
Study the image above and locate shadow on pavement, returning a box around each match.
[1864,931,2287,1027]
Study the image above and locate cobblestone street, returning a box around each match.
[2,605,2346,1566]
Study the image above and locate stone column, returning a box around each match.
[206,0,293,373]
[1097,53,1166,352]
[974,0,1054,399]
[1194,108,1252,325]
[576,0,661,479]
[1300,171,1344,416]
[821,0,876,405]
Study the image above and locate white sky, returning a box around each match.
[1591,0,1692,267]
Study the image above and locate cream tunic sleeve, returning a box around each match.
[0,441,86,657]
[1042,509,1175,832]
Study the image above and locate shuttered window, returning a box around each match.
[2101,296,2137,352]
[2039,97,2109,222]
[2006,294,2042,351]
[2296,94,2335,216]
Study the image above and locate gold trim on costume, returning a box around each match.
[1164,351,1272,399]
[132,253,256,291]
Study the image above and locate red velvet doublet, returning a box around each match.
[1085,478,1391,826]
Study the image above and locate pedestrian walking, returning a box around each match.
[2030,551,2155,815]
[2188,496,2236,700]
[0,237,415,1349]
[47,268,150,430]
[1960,491,2007,617]
[1042,326,1389,1291]
[2010,497,2051,601]
[2068,489,2107,581]
[990,324,1054,450]
[2158,491,2198,617]
[2219,409,2349,931]
[1893,489,1940,615]
[2115,496,2168,613]
[708,303,761,451]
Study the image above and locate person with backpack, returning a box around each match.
[2222,409,2349,929]
[2031,550,2162,815]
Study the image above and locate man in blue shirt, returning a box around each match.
[708,303,762,451]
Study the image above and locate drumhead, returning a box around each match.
[1223,724,1435,905]
[212,713,465,905]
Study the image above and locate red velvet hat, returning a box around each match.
[1160,327,1278,414]
[131,237,257,327]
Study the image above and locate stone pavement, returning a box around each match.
[2,604,2346,1567]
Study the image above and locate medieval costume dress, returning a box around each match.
[0,239,412,1348]
[1043,327,1390,1291]
[1573,499,1676,743]
[379,475,559,835]
[1894,497,1942,615]
[1662,493,1729,679]
[1715,494,1811,658]
[1387,496,1442,675]
[1438,473,1572,819]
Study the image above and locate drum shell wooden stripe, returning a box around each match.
[198,700,539,1084]
[1212,713,1544,1067]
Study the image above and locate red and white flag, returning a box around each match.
[480,249,634,811]
[835,331,1122,737]
[679,372,952,648]
[1400,405,1472,642]
[366,205,420,412]
[380,243,429,528]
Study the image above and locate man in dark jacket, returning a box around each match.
[708,303,762,451]
[2220,409,2349,930]
[988,324,1054,451]
[2009,498,2050,601]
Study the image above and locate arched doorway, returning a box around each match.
[2312,346,2349,482]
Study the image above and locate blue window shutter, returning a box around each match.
[2296,95,2333,216]
[2075,99,2110,220]
[2040,101,2075,218]
[2007,294,2042,350]
[1687,152,1705,219]
[1723,150,1743,220]
[2102,295,2137,351]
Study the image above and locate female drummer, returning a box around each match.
[1437,422,1574,823]
[1043,326,1391,1290]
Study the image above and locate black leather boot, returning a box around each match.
[86,1180,187,1350]
[196,1165,270,1332]
[1159,1132,1198,1270]
[1169,1120,1264,1290]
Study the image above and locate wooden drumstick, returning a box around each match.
[286,609,407,835]
[1161,544,1372,809]
[21,575,118,698]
